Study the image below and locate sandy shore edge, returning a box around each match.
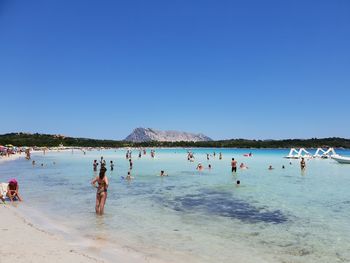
[0,204,105,263]
[0,203,187,263]
[0,153,169,263]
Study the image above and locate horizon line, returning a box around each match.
[1,132,349,142]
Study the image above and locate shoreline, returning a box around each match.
[0,156,105,262]
[0,204,104,263]
[0,197,195,263]
[13,203,179,263]
[0,155,183,263]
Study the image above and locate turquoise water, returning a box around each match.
[1,148,350,262]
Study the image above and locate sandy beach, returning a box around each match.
[0,205,103,263]
[0,203,181,263]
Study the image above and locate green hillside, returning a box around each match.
[1,133,349,148]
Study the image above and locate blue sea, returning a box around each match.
[1,148,350,263]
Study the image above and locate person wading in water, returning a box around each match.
[91,169,109,215]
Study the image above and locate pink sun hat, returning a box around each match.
[8,178,18,185]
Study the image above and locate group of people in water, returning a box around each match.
[93,158,114,172]
[0,148,307,212]
[190,151,307,187]
[268,158,306,171]
[91,151,160,215]
[190,151,223,163]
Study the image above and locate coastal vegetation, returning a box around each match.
[1,133,350,148]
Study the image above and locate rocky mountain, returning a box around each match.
[124,128,213,142]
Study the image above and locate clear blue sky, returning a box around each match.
[0,0,349,140]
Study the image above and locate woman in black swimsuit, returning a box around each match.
[91,169,109,215]
[300,157,306,170]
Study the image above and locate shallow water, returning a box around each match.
[1,148,350,262]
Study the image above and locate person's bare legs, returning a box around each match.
[95,194,101,214]
[99,192,107,215]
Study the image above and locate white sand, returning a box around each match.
[0,205,104,263]
[0,204,178,263]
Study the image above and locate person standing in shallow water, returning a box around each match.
[93,160,99,171]
[300,157,306,170]
[91,169,109,215]
[231,158,237,173]
[129,159,133,169]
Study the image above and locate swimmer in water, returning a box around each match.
[239,163,248,169]
[268,165,274,170]
[110,160,114,171]
[208,164,212,169]
[126,171,134,180]
[160,170,168,177]
[197,163,203,170]
[32,160,35,166]
[236,180,240,186]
